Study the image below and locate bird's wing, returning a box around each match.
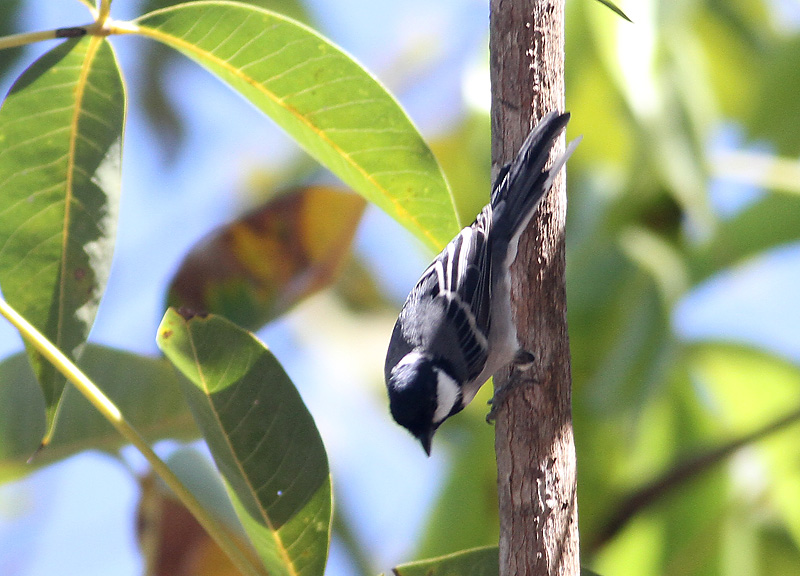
[407,208,493,381]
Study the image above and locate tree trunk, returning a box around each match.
[489,0,579,575]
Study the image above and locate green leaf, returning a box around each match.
[135,1,458,250]
[393,548,605,576]
[393,546,499,576]
[593,0,632,23]
[141,0,311,22]
[136,0,313,159]
[0,0,25,79]
[0,345,195,478]
[0,37,125,440]
[689,193,800,281]
[156,308,332,576]
[686,344,800,555]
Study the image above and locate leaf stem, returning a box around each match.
[0,297,265,576]
[97,0,111,27]
[0,29,64,50]
[78,0,97,17]
[0,23,108,50]
[0,13,141,51]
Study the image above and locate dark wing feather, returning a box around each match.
[398,210,492,382]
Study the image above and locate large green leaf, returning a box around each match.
[134,1,458,250]
[136,0,312,159]
[0,37,125,439]
[393,546,604,576]
[392,546,499,576]
[142,0,310,21]
[156,308,332,576]
[0,345,195,479]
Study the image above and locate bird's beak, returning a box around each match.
[418,430,433,456]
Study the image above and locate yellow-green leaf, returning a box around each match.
[0,37,125,440]
[157,309,332,576]
[393,546,499,576]
[135,1,458,250]
[0,345,194,478]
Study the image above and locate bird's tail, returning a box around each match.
[490,111,578,244]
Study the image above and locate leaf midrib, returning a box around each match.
[133,2,450,249]
[185,326,299,576]
[59,36,103,349]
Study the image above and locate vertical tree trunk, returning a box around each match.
[489,0,579,575]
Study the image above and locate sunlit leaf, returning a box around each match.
[141,0,310,21]
[157,309,332,576]
[167,186,365,331]
[0,37,125,439]
[393,546,609,576]
[392,546,498,576]
[331,254,393,313]
[136,0,313,159]
[0,345,195,478]
[696,7,761,120]
[583,0,715,232]
[135,1,458,250]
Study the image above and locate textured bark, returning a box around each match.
[490,0,579,575]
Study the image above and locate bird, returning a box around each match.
[384,111,578,454]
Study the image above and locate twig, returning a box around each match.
[0,297,265,576]
[590,404,800,551]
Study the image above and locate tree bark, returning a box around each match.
[490,0,579,575]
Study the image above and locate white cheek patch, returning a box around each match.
[433,369,461,424]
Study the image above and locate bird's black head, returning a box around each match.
[386,351,462,455]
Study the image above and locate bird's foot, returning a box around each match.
[486,350,537,423]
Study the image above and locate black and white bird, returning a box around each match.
[384,111,578,454]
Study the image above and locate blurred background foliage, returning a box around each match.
[2,0,800,575]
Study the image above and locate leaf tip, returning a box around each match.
[27,441,47,464]
[595,0,633,22]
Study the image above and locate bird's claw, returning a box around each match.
[486,350,537,423]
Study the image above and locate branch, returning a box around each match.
[490,0,579,574]
[589,404,800,551]
[0,297,265,576]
